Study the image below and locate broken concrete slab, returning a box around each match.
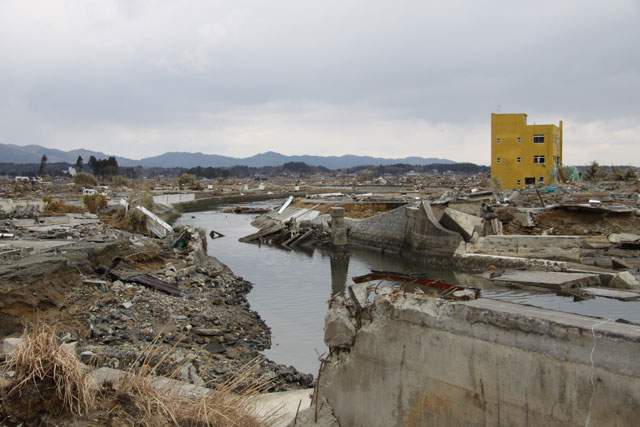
[582,287,640,301]
[2,337,76,355]
[90,366,210,398]
[324,296,357,350]
[2,337,22,355]
[581,236,612,249]
[320,291,640,427]
[447,200,484,217]
[466,235,582,263]
[91,366,313,426]
[490,270,600,290]
[5,239,75,252]
[287,396,339,427]
[612,257,633,270]
[349,282,369,307]
[512,210,535,227]
[610,271,640,290]
[608,233,640,244]
[440,207,484,241]
[486,217,503,235]
[253,388,314,427]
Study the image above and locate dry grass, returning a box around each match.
[42,196,85,215]
[111,357,280,426]
[111,190,156,234]
[107,333,281,426]
[1,326,281,426]
[112,205,149,234]
[1,325,96,417]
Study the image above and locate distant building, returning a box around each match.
[491,113,563,189]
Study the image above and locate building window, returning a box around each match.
[517,157,521,163]
[534,134,545,144]
[533,155,545,164]
[496,157,501,163]
[496,137,501,143]
[517,180,521,186]
[538,176,544,183]
[517,137,521,143]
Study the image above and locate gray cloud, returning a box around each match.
[0,0,638,164]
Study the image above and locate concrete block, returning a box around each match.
[512,211,535,227]
[608,233,640,244]
[583,287,640,301]
[612,257,632,270]
[440,208,484,241]
[2,337,23,355]
[610,271,640,289]
[487,217,503,235]
[62,341,77,355]
[324,297,356,350]
[350,282,369,307]
[3,337,75,356]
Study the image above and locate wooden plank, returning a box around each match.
[239,224,286,243]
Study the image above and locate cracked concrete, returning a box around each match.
[319,288,640,426]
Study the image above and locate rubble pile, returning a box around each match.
[0,217,313,391]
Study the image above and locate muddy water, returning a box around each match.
[177,206,640,375]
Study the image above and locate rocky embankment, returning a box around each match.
[0,217,313,391]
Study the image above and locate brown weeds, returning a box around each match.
[111,356,280,426]
[1,325,96,417]
[1,326,281,426]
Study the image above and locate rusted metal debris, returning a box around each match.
[352,270,480,300]
[98,256,182,296]
[122,273,182,296]
[534,186,546,208]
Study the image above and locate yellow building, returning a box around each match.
[491,113,562,189]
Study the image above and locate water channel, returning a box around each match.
[177,203,640,375]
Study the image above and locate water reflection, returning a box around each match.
[329,250,350,297]
[293,243,315,258]
[176,206,640,375]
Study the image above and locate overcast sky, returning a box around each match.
[1,0,639,165]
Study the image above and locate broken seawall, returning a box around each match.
[320,288,640,426]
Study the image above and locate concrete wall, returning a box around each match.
[344,202,582,266]
[404,201,465,258]
[322,290,640,427]
[153,193,195,206]
[466,235,582,262]
[346,204,408,251]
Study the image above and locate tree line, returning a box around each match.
[0,160,488,180]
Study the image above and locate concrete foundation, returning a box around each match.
[321,290,640,427]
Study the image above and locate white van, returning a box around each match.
[82,188,98,195]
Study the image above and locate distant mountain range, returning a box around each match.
[0,143,456,169]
